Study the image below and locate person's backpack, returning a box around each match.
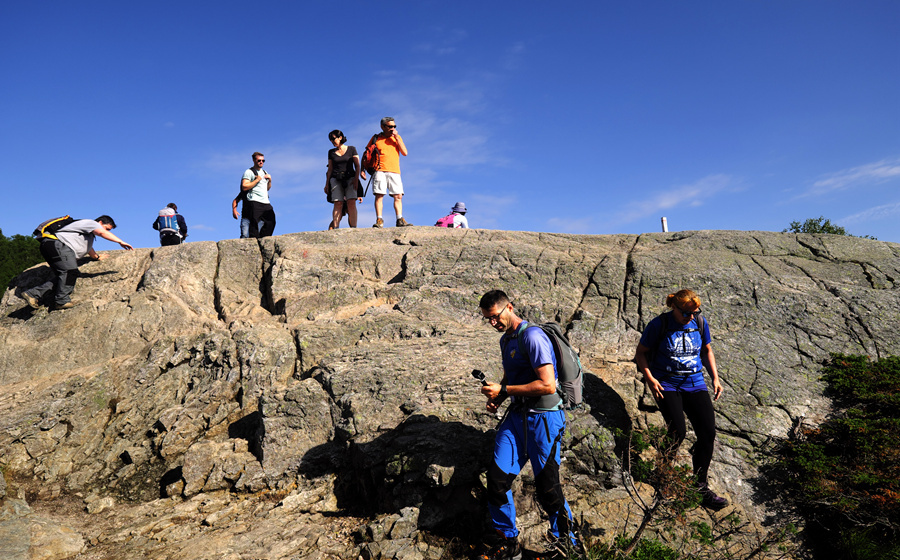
[361,134,381,175]
[511,321,585,410]
[632,312,707,371]
[33,215,76,240]
[155,208,181,239]
[435,214,456,227]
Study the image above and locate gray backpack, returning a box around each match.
[510,322,585,410]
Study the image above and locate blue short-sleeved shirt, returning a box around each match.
[500,322,559,408]
[639,312,711,391]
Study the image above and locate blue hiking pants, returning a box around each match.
[487,408,574,539]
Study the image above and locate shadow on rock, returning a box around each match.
[301,413,492,539]
[582,371,631,465]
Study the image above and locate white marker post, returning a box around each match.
[661,217,668,233]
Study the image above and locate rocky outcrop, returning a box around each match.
[1,228,899,559]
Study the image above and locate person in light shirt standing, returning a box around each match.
[241,152,275,237]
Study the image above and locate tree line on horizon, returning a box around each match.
[0,229,41,290]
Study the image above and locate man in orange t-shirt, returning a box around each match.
[361,117,411,228]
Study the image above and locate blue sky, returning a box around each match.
[3,1,899,248]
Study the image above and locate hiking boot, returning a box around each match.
[699,484,728,511]
[396,217,413,227]
[477,536,522,560]
[51,302,75,311]
[18,289,40,309]
[373,217,384,228]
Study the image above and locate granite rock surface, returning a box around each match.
[2,227,899,559]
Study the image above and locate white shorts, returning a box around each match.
[330,177,359,201]
[372,171,404,196]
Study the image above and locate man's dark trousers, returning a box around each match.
[248,201,276,238]
[26,239,80,305]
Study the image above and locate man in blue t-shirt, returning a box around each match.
[476,290,578,560]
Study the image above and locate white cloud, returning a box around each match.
[608,174,739,228]
[203,55,508,205]
[203,135,328,197]
[264,149,321,175]
[346,72,505,197]
[801,157,900,197]
[840,200,900,225]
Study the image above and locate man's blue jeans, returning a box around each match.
[240,218,264,239]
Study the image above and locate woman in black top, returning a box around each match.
[324,130,362,229]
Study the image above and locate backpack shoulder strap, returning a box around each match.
[654,313,668,346]
[648,312,669,364]
[517,322,566,408]
[500,321,528,364]
[697,313,707,342]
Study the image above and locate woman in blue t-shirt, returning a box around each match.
[634,289,728,510]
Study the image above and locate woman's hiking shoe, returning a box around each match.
[396,217,413,227]
[699,485,728,511]
[477,536,522,560]
[373,217,384,228]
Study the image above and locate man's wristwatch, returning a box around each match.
[499,384,508,398]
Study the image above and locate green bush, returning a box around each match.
[782,216,876,239]
[0,229,42,289]
[763,354,900,559]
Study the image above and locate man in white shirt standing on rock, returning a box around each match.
[241,151,276,238]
